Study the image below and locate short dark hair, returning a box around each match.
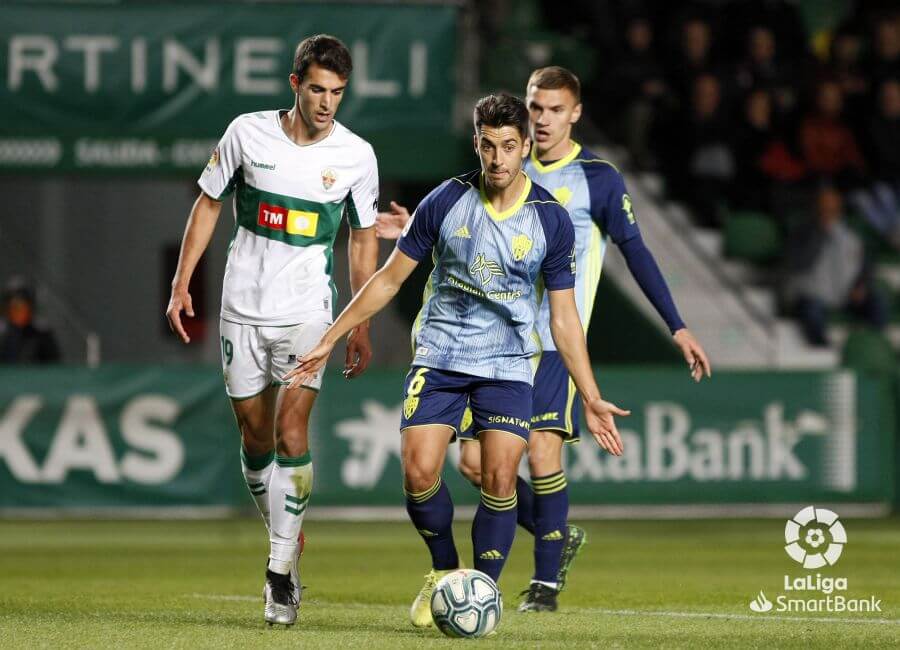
[527,66,581,101]
[293,34,352,81]
[473,93,529,138]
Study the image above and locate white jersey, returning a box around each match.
[198,110,379,326]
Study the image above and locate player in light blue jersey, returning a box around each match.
[285,93,629,628]
[376,67,711,613]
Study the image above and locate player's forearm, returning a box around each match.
[619,236,685,333]
[348,227,379,326]
[323,266,403,346]
[550,311,601,403]
[171,194,221,290]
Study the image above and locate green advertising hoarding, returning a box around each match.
[0,2,460,178]
[0,366,893,513]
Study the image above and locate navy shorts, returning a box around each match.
[459,351,580,442]
[400,366,531,443]
[530,351,581,440]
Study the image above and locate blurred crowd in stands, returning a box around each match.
[541,0,899,346]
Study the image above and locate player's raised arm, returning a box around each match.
[285,247,419,387]
[594,167,711,381]
[166,192,222,343]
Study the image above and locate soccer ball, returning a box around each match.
[430,569,502,638]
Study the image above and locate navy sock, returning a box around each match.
[532,470,569,584]
[515,475,535,534]
[405,478,459,570]
[472,489,518,582]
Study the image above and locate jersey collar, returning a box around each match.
[479,172,532,222]
[530,140,581,173]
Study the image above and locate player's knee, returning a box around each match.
[480,466,517,498]
[403,461,440,494]
[276,435,308,458]
[457,457,482,487]
[528,434,563,476]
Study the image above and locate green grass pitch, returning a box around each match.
[1,518,897,648]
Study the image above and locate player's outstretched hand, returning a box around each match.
[284,339,336,389]
[344,325,372,379]
[583,397,629,456]
[165,287,194,344]
[375,201,410,240]
[673,328,711,382]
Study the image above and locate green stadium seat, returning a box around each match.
[840,329,897,374]
[723,211,783,264]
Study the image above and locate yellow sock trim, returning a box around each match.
[405,477,442,503]
[480,490,518,511]
[532,471,567,495]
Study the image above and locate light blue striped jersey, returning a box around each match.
[397,169,575,384]
[524,142,639,350]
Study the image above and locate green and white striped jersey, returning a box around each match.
[199,110,379,325]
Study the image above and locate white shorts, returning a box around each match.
[219,317,331,399]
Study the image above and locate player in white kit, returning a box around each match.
[165,35,379,627]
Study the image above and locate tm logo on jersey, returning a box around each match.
[469,253,506,286]
[258,202,319,237]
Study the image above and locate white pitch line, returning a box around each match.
[188,595,898,626]
[573,607,899,626]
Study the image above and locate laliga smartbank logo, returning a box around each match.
[748,506,882,614]
[784,505,845,568]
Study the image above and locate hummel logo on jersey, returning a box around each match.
[251,160,276,170]
[454,225,471,238]
[479,550,504,560]
[542,530,564,541]
[469,253,506,286]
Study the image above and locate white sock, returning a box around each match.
[267,452,313,575]
[533,579,559,590]
[240,446,275,530]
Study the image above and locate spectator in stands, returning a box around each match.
[608,15,670,168]
[828,25,869,130]
[869,13,900,83]
[785,186,888,346]
[669,16,716,104]
[732,88,805,212]
[735,25,797,114]
[664,73,735,227]
[851,77,900,248]
[798,79,866,188]
[0,277,60,364]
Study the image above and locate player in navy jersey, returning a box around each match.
[376,67,711,613]
[285,93,629,628]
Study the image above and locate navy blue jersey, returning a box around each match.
[397,170,575,384]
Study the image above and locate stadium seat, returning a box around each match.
[840,329,897,374]
[723,211,783,264]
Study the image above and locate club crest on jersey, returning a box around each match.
[511,234,533,261]
[206,147,219,170]
[470,253,506,286]
[552,186,573,206]
[622,193,636,224]
[321,168,337,190]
